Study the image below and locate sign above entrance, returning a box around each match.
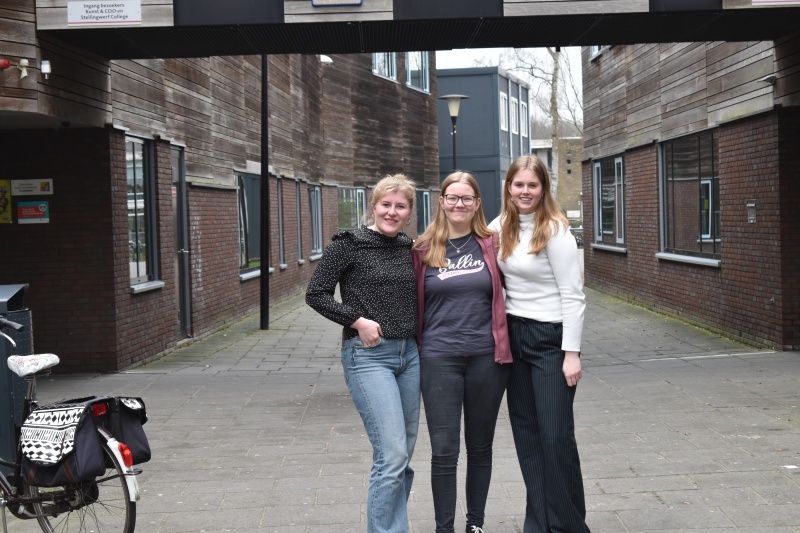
[311,0,362,4]
[67,0,141,26]
[752,0,800,4]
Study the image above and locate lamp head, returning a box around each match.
[439,94,469,128]
[41,60,51,79]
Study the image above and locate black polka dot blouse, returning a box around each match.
[306,227,418,341]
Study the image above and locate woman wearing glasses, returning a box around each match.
[412,171,511,533]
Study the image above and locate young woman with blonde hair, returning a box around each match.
[412,171,511,533]
[488,156,589,533]
[307,174,420,533]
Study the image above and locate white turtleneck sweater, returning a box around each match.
[488,213,585,352]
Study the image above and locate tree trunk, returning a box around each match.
[549,47,561,198]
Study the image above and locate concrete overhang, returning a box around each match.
[35,0,800,60]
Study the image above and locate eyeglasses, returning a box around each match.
[443,194,477,206]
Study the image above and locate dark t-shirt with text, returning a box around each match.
[421,234,494,358]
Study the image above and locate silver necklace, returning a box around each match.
[447,233,474,254]
[518,220,533,242]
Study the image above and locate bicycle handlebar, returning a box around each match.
[0,316,24,331]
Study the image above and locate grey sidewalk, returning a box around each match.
[10,287,800,532]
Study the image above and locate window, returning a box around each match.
[406,51,430,92]
[309,185,323,256]
[589,45,604,59]
[511,97,519,134]
[277,178,287,269]
[416,190,431,234]
[372,52,397,80]
[126,137,158,285]
[520,102,528,137]
[661,130,720,258]
[296,181,304,263]
[500,92,508,131]
[338,187,366,231]
[592,156,625,245]
[237,173,261,272]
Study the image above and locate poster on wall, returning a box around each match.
[17,201,50,224]
[11,179,53,196]
[0,180,11,224]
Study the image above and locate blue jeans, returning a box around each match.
[421,355,511,533]
[342,336,421,533]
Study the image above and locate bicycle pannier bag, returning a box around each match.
[109,396,151,464]
[20,403,105,487]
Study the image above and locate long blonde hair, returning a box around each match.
[413,171,492,267]
[499,155,567,260]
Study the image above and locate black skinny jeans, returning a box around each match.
[420,355,511,533]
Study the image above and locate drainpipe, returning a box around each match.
[260,55,270,330]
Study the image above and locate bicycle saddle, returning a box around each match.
[7,353,60,377]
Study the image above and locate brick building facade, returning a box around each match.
[0,51,439,371]
[582,41,800,350]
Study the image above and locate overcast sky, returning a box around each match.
[435,47,584,123]
[435,48,508,69]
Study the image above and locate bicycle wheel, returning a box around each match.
[26,441,136,533]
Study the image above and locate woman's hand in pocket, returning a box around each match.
[351,317,383,347]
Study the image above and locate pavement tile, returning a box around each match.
[5,287,797,533]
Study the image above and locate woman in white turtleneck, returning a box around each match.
[488,155,590,533]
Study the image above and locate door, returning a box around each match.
[171,146,192,337]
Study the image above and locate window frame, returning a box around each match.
[309,185,323,258]
[337,186,367,232]
[237,172,262,274]
[126,136,159,286]
[277,177,287,270]
[592,155,625,247]
[500,92,509,132]
[416,190,432,234]
[372,52,397,80]
[510,97,519,134]
[658,129,721,264]
[520,101,529,137]
[296,181,304,265]
[405,51,430,92]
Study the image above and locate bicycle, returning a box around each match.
[0,315,140,533]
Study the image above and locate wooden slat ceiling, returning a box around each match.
[43,8,800,60]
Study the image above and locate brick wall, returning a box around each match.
[0,128,122,372]
[1,52,440,371]
[584,110,797,348]
[113,134,182,369]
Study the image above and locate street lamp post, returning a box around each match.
[439,94,469,171]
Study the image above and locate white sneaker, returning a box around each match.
[468,527,485,533]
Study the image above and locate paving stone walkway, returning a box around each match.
[8,287,800,532]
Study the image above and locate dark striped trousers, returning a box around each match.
[506,314,590,533]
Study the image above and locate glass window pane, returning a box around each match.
[237,174,261,270]
[663,130,720,257]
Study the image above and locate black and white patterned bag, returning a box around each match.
[21,402,105,487]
